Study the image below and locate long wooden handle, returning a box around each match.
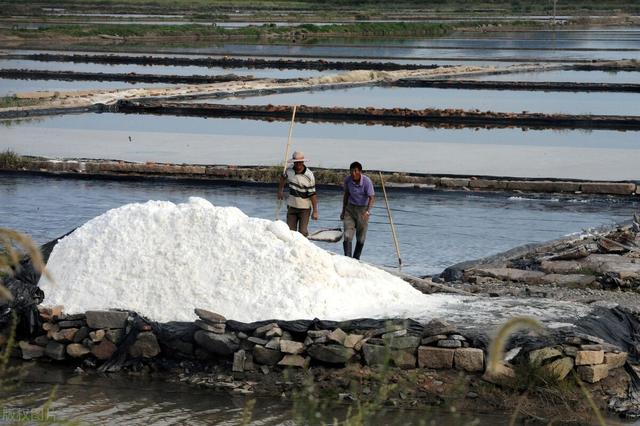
[275,105,297,220]
[379,172,402,269]
[282,105,297,175]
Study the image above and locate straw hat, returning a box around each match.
[288,151,308,163]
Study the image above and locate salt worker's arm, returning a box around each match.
[277,174,286,200]
[363,194,375,221]
[340,187,349,220]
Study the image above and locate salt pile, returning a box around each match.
[39,197,443,323]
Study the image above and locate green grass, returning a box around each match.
[0,149,25,169]
[7,21,455,39]
[0,95,43,109]
[2,0,639,16]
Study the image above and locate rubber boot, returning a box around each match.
[343,241,353,257]
[353,242,365,260]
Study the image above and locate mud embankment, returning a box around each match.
[3,53,443,72]
[6,68,639,93]
[3,158,638,196]
[0,69,257,84]
[394,78,640,93]
[115,100,640,131]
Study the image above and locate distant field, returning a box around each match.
[1,0,638,16]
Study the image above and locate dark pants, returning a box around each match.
[287,206,311,236]
[343,204,368,244]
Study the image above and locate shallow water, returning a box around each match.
[0,58,329,78]
[2,363,519,425]
[1,175,637,276]
[465,69,640,84]
[196,85,640,115]
[0,78,169,97]
[2,113,639,180]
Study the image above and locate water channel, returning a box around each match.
[2,113,638,180]
[2,174,637,277]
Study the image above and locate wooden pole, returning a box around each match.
[275,105,297,220]
[378,172,402,269]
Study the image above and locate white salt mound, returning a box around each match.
[39,197,438,323]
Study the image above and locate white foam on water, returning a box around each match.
[38,197,446,323]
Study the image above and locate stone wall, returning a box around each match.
[4,159,639,196]
[16,307,627,387]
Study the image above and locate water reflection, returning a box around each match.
[198,85,640,115]
[1,114,638,180]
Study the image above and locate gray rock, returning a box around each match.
[421,335,448,346]
[86,311,128,329]
[64,313,86,321]
[248,337,268,346]
[343,334,364,349]
[529,347,562,365]
[73,327,90,344]
[57,320,85,328]
[308,330,330,338]
[367,324,406,338]
[233,350,246,372]
[19,341,44,360]
[128,332,161,358]
[265,327,283,338]
[253,346,283,366]
[34,335,50,347]
[450,335,466,341]
[255,323,278,337]
[278,355,309,368]
[454,348,484,372]
[45,341,66,360]
[308,344,355,364]
[106,328,124,345]
[381,329,407,339]
[52,328,78,342]
[280,339,305,354]
[362,344,388,366]
[423,319,457,336]
[265,338,281,350]
[391,350,417,369]
[418,347,454,369]
[470,267,545,284]
[90,329,105,343]
[384,335,420,350]
[327,328,347,345]
[542,357,574,380]
[244,352,256,371]
[66,343,91,358]
[194,331,239,356]
[194,308,226,324]
[195,320,225,334]
[437,339,462,349]
[237,332,248,339]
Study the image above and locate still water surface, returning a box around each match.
[201,85,640,115]
[1,175,637,276]
[2,113,638,180]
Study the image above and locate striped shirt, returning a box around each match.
[284,166,316,209]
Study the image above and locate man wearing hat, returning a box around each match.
[277,151,318,236]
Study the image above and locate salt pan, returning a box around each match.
[39,197,440,323]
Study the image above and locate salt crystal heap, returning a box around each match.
[39,197,436,323]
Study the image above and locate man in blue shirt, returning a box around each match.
[341,161,375,259]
